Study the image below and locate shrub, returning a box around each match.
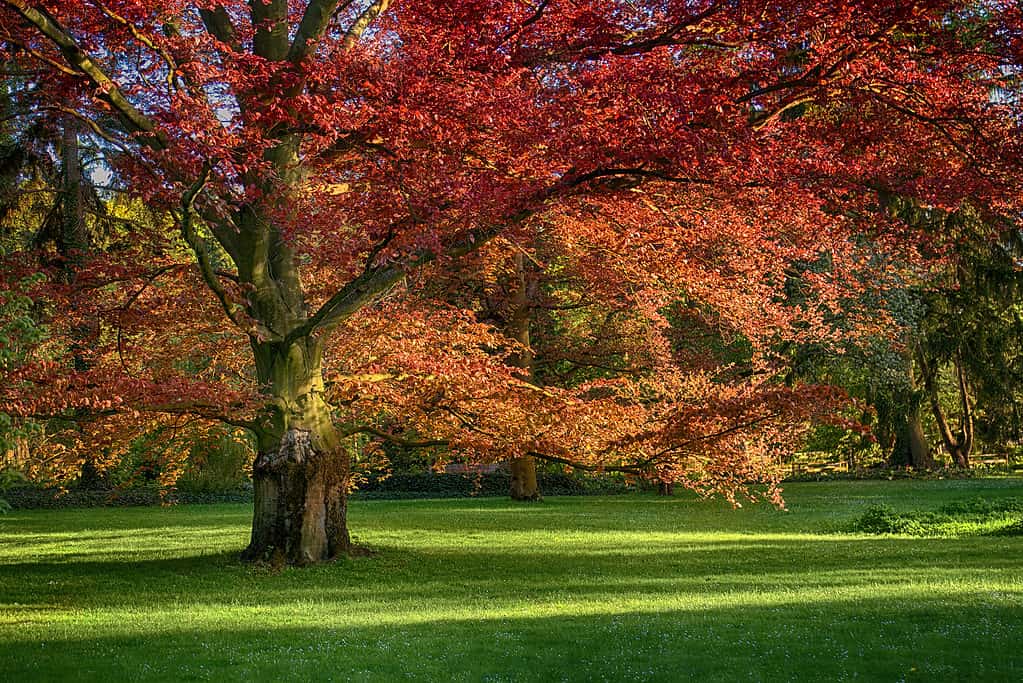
[848,497,1023,537]
[851,504,929,535]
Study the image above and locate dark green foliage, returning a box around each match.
[0,467,26,513]
[2,485,254,509]
[849,496,1023,536]
[5,470,629,508]
[852,504,930,535]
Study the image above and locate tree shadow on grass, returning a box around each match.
[2,595,1021,682]
[2,534,1020,613]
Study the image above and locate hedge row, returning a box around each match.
[356,471,630,499]
[3,487,254,509]
[4,471,631,509]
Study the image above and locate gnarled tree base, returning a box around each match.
[242,429,350,565]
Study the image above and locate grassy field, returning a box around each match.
[2,479,1022,682]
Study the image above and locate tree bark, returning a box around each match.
[888,348,933,469]
[241,336,351,564]
[509,455,541,501]
[506,251,541,501]
[918,347,973,469]
[59,118,86,265]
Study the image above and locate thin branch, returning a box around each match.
[87,0,180,90]
[49,106,131,153]
[341,424,448,448]
[496,0,551,47]
[175,168,257,337]
[115,264,185,377]
[1,34,78,74]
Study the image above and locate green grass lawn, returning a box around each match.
[2,479,1022,682]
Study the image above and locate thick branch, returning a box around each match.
[293,166,712,342]
[199,5,240,50]
[289,0,344,62]
[249,0,288,60]
[342,0,391,50]
[2,0,164,148]
[176,170,259,337]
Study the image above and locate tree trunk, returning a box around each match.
[59,117,86,267]
[657,481,675,496]
[509,455,541,501]
[506,251,542,501]
[241,336,351,565]
[244,427,350,565]
[918,347,974,470]
[890,404,932,468]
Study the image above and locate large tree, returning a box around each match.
[0,1,1019,564]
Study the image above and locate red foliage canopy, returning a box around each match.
[1,1,1020,502]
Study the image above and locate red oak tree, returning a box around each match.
[0,0,1020,563]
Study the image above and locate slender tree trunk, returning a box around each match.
[242,336,351,564]
[952,356,973,468]
[918,347,973,469]
[60,118,86,267]
[58,118,107,486]
[507,251,541,501]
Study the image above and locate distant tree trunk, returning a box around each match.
[888,348,933,469]
[59,118,107,487]
[918,348,974,469]
[509,455,541,501]
[657,481,675,496]
[890,407,932,468]
[507,251,542,501]
[59,118,86,269]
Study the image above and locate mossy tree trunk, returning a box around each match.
[242,336,351,564]
[223,145,355,564]
[886,348,933,469]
